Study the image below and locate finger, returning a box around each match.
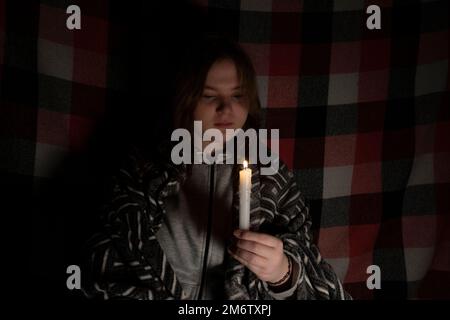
[227,247,265,274]
[229,245,267,269]
[235,239,274,258]
[234,229,282,249]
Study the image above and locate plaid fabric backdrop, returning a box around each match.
[1,0,448,299]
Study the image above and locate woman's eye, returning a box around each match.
[203,95,216,100]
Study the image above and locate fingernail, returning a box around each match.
[233,229,241,237]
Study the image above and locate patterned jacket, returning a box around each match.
[82,147,351,300]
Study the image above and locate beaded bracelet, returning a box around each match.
[267,255,292,286]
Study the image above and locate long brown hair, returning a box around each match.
[173,34,262,132]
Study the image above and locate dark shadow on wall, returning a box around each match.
[31,0,240,299]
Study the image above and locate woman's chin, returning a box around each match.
[218,128,238,141]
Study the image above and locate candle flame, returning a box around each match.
[243,160,248,169]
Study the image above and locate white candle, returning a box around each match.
[239,160,252,230]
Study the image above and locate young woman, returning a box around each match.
[82,35,351,300]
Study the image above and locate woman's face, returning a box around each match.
[193,59,249,140]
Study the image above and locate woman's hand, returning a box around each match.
[227,229,289,284]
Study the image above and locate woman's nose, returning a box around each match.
[216,98,233,112]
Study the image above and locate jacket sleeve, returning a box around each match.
[81,169,172,300]
[260,163,352,300]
